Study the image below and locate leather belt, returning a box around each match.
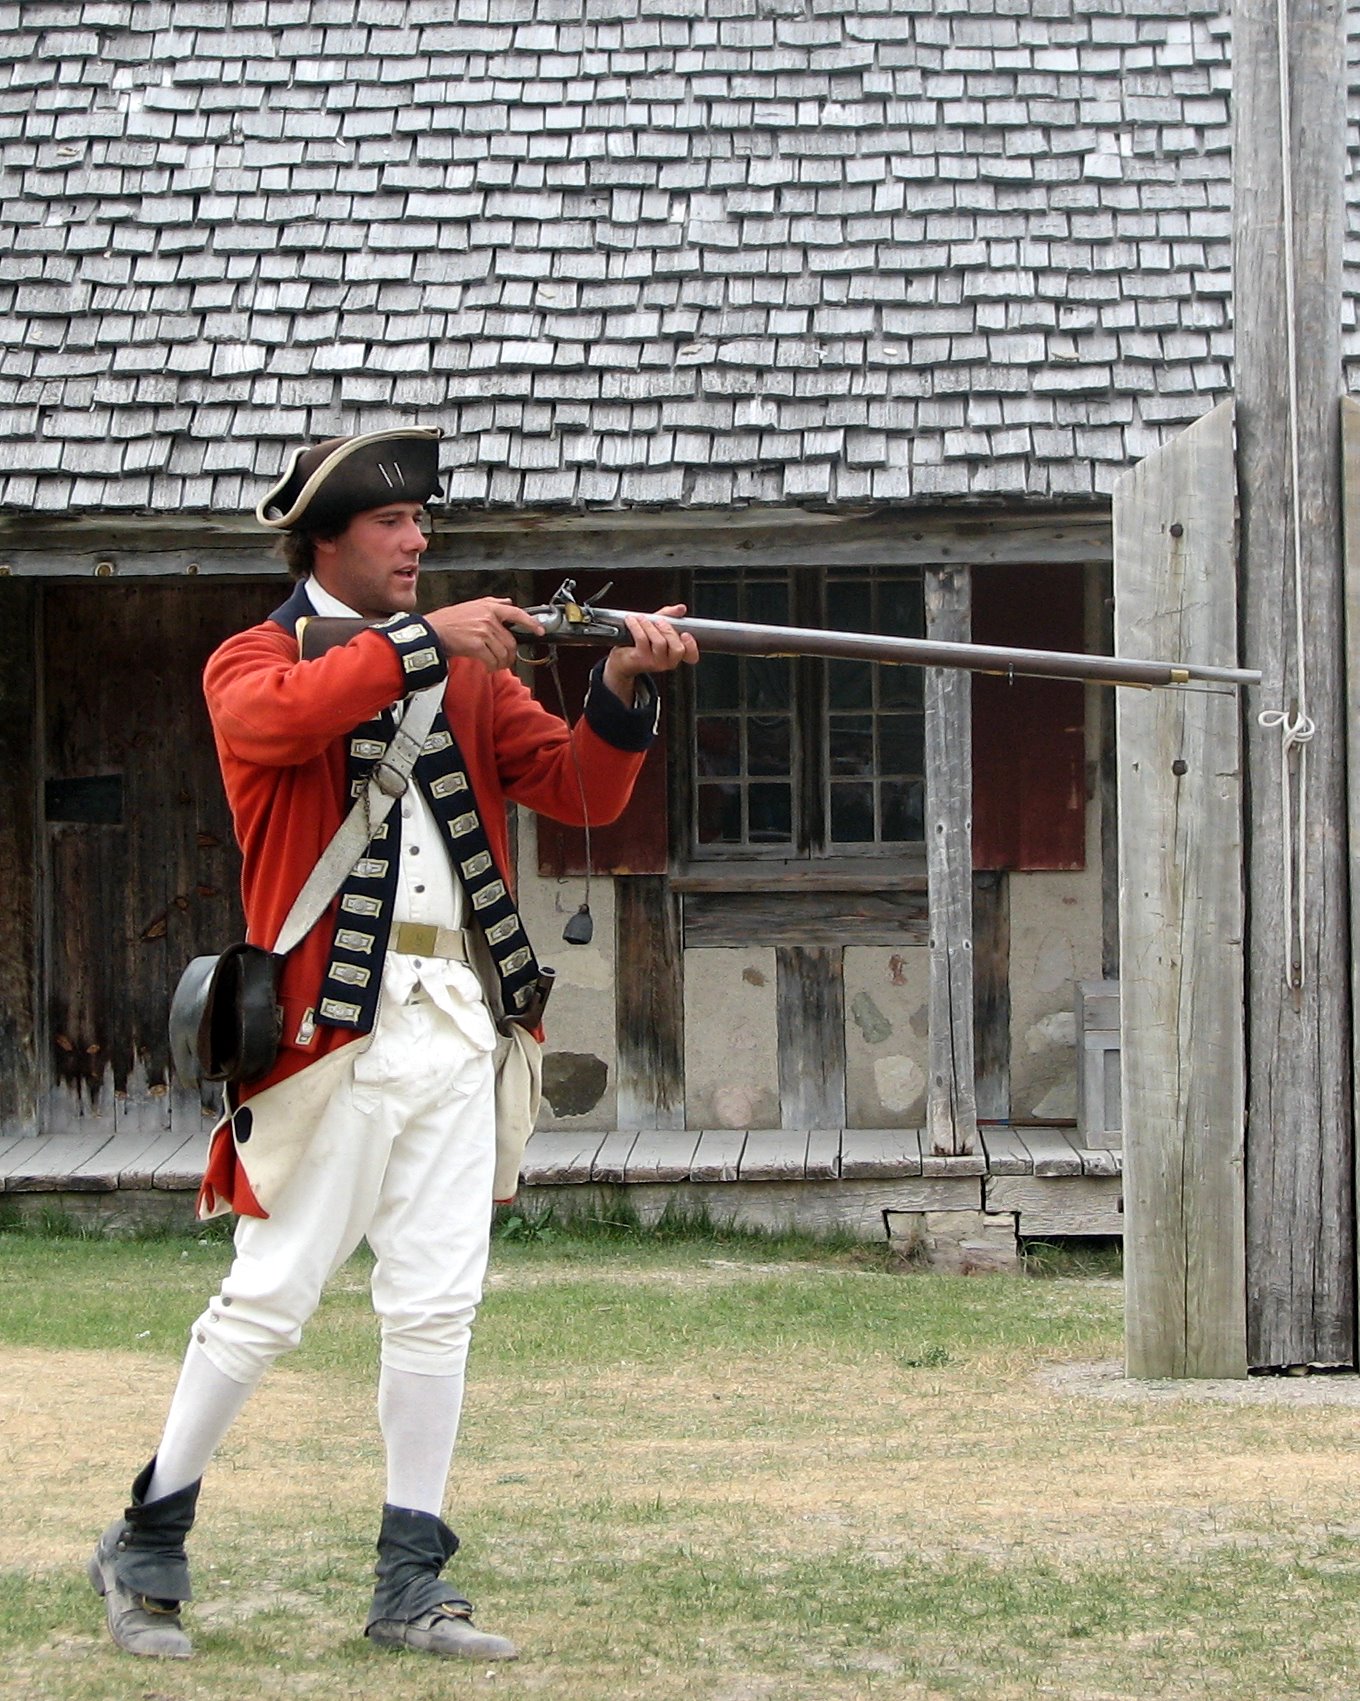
[390,922,470,962]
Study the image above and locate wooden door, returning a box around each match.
[41,581,263,1134]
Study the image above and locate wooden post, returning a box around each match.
[1114,399,1247,1379]
[1340,399,1360,1321]
[1235,0,1353,1367]
[972,871,1010,1123]
[924,565,977,1156]
[614,875,685,1130]
[776,946,846,1130]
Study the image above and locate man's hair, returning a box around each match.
[274,504,436,580]
[276,526,338,580]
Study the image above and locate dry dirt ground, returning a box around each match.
[9,1336,1360,1583]
[8,1268,1360,1700]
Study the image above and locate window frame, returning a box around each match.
[679,563,928,871]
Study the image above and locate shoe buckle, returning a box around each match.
[433,1603,474,1623]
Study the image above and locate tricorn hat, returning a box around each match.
[255,427,444,532]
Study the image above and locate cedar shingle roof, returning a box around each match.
[0,0,1245,516]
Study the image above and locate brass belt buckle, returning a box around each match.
[396,922,438,956]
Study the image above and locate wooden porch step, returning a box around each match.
[517,1126,1120,1188]
[0,1126,1123,1240]
[0,1131,211,1194]
[0,1125,1120,1195]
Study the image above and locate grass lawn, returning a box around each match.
[3,1219,1360,1700]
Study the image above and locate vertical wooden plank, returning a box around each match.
[972,870,1010,1123]
[1235,0,1352,1368]
[924,565,977,1155]
[1342,398,1360,1340]
[1114,398,1246,1378]
[776,946,846,1129]
[1094,562,1121,979]
[614,875,685,1130]
[0,579,39,1136]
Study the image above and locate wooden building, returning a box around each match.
[0,0,1244,1222]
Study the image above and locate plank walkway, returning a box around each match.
[517,1125,1117,1186]
[0,1124,1122,1238]
[0,1129,211,1195]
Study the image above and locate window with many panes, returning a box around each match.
[688,566,926,860]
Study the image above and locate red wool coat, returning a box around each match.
[197,612,649,1217]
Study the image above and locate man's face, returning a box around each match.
[311,501,429,619]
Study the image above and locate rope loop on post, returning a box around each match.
[1257,706,1316,993]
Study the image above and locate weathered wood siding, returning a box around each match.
[1235,0,1353,1369]
[1114,399,1246,1378]
[40,580,253,1134]
[972,871,1011,1122]
[615,874,685,1130]
[776,945,847,1130]
[1344,398,1360,1335]
[0,578,39,1134]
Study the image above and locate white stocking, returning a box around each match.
[378,1364,465,1516]
[145,1341,258,1501]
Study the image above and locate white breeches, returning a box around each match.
[191,987,497,1384]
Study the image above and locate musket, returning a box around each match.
[296,581,1261,691]
[518,581,1260,691]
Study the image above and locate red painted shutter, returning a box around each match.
[532,569,673,876]
[971,561,1086,871]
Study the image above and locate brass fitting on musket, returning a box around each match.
[515,579,631,647]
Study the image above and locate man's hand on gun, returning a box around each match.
[424,597,700,700]
[424,597,544,674]
[601,605,700,706]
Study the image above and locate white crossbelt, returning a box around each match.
[270,685,443,958]
[389,921,469,962]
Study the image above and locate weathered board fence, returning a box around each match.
[1234,0,1353,1370]
[1113,400,1247,1379]
[1342,398,1360,1334]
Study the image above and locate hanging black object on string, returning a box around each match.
[544,649,596,946]
[562,903,593,945]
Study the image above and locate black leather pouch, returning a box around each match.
[169,944,282,1087]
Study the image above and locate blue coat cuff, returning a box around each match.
[371,613,447,695]
[583,659,659,752]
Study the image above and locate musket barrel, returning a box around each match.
[584,607,1261,690]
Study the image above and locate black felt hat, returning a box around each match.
[255,427,444,532]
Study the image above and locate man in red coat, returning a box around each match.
[88,427,697,1663]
